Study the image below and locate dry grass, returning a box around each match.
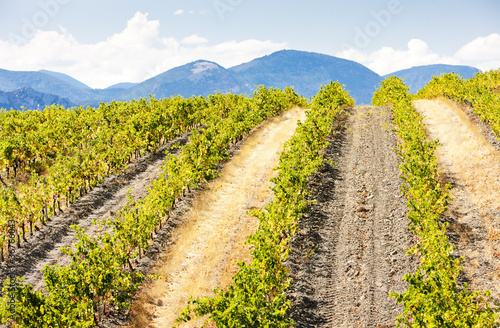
[413,98,500,297]
[128,108,307,328]
[414,98,500,210]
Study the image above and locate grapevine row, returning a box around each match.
[417,69,500,137]
[0,86,306,327]
[373,76,497,327]
[0,96,208,260]
[176,81,354,327]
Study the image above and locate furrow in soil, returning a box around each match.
[287,106,417,328]
[413,98,500,303]
[0,132,190,292]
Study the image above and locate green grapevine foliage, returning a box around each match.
[373,76,498,327]
[176,82,354,327]
[0,87,307,327]
[417,69,500,137]
[0,96,209,258]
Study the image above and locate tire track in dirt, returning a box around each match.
[286,106,417,328]
[413,98,500,302]
[127,108,307,328]
[0,132,191,292]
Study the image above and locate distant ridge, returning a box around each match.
[0,87,74,110]
[120,60,253,100]
[106,82,138,90]
[383,64,480,93]
[39,69,92,90]
[0,68,95,102]
[229,50,382,104]
[0,51,486,108]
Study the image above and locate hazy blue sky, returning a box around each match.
[0,0,498,88]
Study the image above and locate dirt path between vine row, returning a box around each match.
[286,106,418,328]
[127,108,307,328]
[0,132,191,292]
[413,98,500,303]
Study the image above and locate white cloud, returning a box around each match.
[181,34,209,46]
[173,9,184,15]
[337,39,459,75]
[337,35,500,75]
[455,33,500,72]
[196,39,288,67]
[0,11,287,88]
[335,48,368,64]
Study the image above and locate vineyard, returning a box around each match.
[0,69,499,327]
[373,76,498,327]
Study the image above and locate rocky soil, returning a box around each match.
[286,106,418,328]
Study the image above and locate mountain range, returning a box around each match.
[0,87,74,110]
[0,50,480,110]
[382,64,480,94]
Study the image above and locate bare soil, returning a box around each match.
[285,106,418,328]
[125,108,307,328]
[0,132,191,291]
[413,98,500,303]
[7,99,497,328]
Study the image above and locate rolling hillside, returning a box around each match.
[1,76,499,327]
[230,50,382,104]
[384,64,480,93]
[121,60,253,100]
[0,68,94,103]
[0,50,485,109]
[0,87,74,110]
[38,70,92,90]
[106,82,138,90]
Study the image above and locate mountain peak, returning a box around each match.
[229,50,382,104]
[384,64,480,93]
[0,86,74,110]
[38,69,91,90]
[0,49,485,108]
[191,61,220,74]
